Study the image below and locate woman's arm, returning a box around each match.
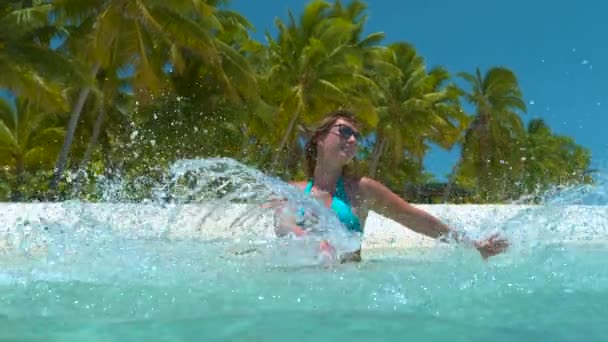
[271,201,308,237]
[359,177,462,240]
[359,177,508,258]
[268,198,338,261]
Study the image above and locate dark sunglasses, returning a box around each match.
[333,124,361,140]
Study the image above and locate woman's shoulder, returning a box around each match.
[344,176,379,189]
[344,176,374,194]
[345,176,396,199]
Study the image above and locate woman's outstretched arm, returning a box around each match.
[359,177,508,259]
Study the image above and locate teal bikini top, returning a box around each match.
[304,178,362,233]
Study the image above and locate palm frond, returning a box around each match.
[215,9,254,31]
[0,120,18,150]
[0,4,53,39]
[145,6,220,64]
[27,126,65,151]
[215,39,259,100]
[356,31,385,48]
[316,17,357,45]
[0,97,16,132]
[317,79,347,99]
[53,0,105,25]
[0,54,68,111]
[301,0,331,37]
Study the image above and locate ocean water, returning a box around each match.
[1,159,607,341]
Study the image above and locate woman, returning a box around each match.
[273,109,508,263]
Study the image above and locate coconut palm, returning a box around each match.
[49,0,257,188]
[0,97,65,200]
[516,119,592,200]
[261,0,382,174]
[366,42,467,180]
[0,2,90,112]
[443,67,527,202]
[78,71,134,170]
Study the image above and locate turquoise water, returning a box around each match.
[1,159,607,341]
[2,244,607,341]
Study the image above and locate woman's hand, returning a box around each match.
[318,240,337,262]
[473,233,510,259]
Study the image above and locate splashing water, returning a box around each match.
[1,158,608,341]
[1,158,361,273]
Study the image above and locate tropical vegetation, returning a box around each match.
[0,0,594,203]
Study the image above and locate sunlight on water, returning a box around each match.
[0,158,362,276]
[1,158,608,341]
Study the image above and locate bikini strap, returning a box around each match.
[304,179,314,194]
[334,178,350,205]
[305,178,347,200]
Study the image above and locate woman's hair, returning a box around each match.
[303,109,360,178]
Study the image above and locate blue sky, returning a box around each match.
[231,0,608,180]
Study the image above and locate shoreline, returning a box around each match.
[1,203,607,253]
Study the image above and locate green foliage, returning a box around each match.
[0,2,92,111]
[448,67,529,202]
[365,42,468,179]
[511,119,594,201]
[0,0,594,203]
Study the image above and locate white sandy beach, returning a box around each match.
[1,203,607,257]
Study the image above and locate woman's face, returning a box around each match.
[317,118,361,164]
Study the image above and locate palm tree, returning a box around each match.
[0,2,91,112]
[78,71,134,170]
[366,42,467,179]
[262,0,382,174]
[443,67,527,202]
[516,119,592,200]
[0,97,65,200]
[49,0,255,188]
[166,2,263,154]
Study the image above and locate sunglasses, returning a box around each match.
[333,124,361,140]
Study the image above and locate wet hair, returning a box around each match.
[303,109,360,178]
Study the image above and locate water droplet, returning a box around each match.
[581,60,589,65]
[572,48,577,52]
[529,100,535,105]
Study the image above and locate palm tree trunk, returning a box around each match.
[443,121,478,203]
[271,106,301,169]
[369,136,387,177]
[80,104,106,170]
[10,153,25,201]
[442,155,463,203]
[477,113,492,200]
[50,63,100,190]
[240,124,250,158]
